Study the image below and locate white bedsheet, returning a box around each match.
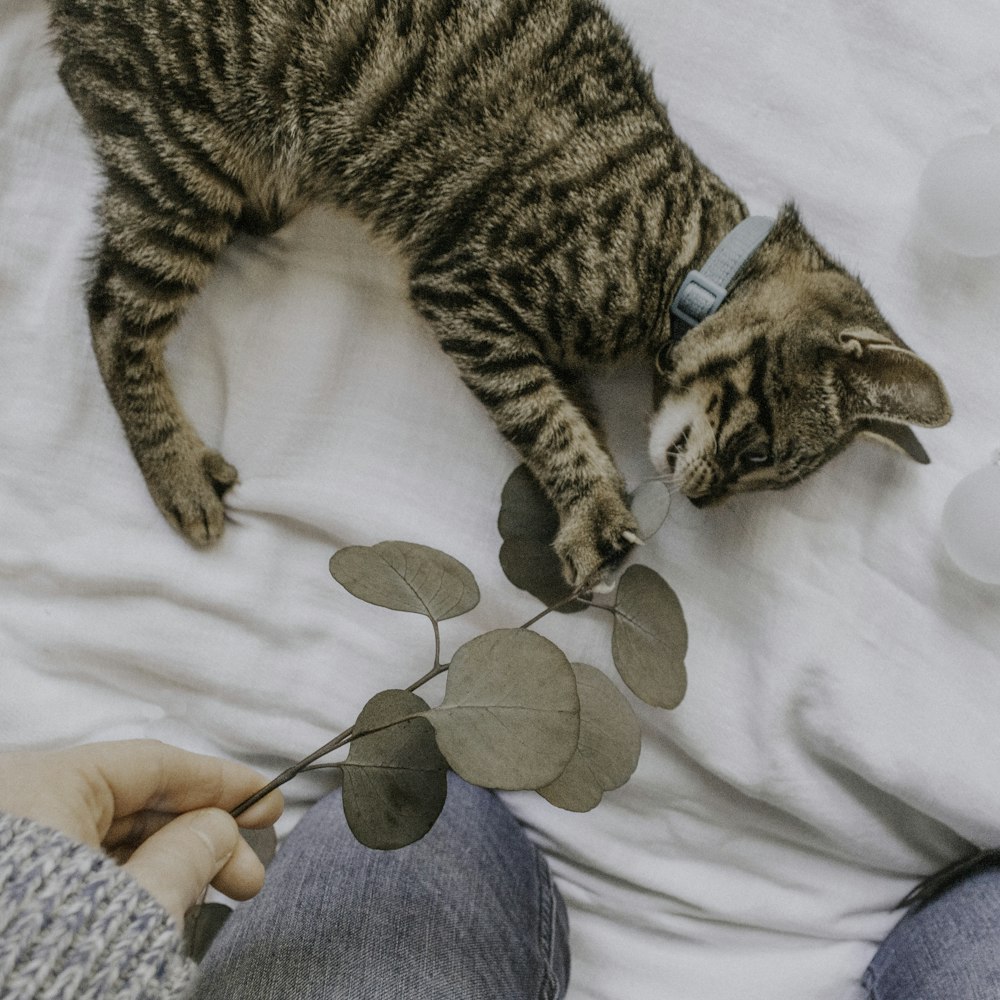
[2,1,999,997]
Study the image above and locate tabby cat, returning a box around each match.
[49,0,951,588]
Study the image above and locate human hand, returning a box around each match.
[0,740,283,925]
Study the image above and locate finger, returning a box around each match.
[124,808,261,926]
[101,794,282,857]
[72,740,283,831]
[104,810,176,854]
[107,815,277,878]
[233,792,285,830]
[209,836,269,902]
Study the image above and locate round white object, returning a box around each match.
[918,130,1000,257]
[941,462,1000,585]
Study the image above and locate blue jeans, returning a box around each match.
[195,772,570,999]
[864,864,1000,999]
[197,765,998,1000]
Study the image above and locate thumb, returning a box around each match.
[124,808,255,926]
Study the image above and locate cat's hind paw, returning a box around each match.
[145,447,238,546]
[554,485,640,592]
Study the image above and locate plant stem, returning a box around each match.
[230,726,355,818]
[230,705,439,817]
[403,615,448,693]
[520,588,588,630]
[406,661,449,693]
[233,613,450,816]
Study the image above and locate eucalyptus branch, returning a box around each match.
[232,707,438,817]
[231,725,355,818]
[518,587,589,630]
[194,474,687,963]
[406,661,449,693]
[229,595,577,819]
[232,521,685,824]
[405,615,445,692]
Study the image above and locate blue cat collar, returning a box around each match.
[670,270,729,328]
[669,215,775,332]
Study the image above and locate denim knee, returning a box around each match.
[863,865,1000,1000]
[196,772,570,1000]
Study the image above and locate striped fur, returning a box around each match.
[49,0,951,588]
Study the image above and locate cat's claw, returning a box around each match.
[585,530,643,593]
[554,484,640,592]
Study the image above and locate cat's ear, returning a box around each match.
[856,418,931,464]
[833,328,952,429]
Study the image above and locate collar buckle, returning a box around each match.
[670,270,729,329]
[668,215,776,338]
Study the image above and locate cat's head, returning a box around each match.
[649,206,951,506]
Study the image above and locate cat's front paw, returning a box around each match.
[143,446,238,546]
[553,484,640,592]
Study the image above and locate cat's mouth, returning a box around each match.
[649,407,736,507]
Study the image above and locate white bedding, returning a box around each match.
[2,0,999,997]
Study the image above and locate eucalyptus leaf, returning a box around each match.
[423,629,580,790]
[538,663,642,812]
[497,466,585,611]
[183,902,232,963]
[330,541,479,621]
[342,689,448,850]
[498,538,587,612]
[628,481,672,541]
[240,825,277,868]
[611,565,688,709]
[498,464,560,542]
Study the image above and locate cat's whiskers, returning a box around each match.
[641,471,685,496]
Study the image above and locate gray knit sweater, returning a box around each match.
[0,811,198,999]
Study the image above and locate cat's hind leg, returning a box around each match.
[87,156,245,545]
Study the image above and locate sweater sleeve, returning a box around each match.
[0,811,199,1000]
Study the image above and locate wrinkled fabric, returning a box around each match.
[1,1,998,999]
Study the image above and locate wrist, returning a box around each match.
[0,811,197,999]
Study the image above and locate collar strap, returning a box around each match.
[669,215,775,333]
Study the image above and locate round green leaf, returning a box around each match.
[497,466,586,611]
[628,481,672,541]
[184,903,232,963]
[538,663,642,812]
[240,826,277,868]
[498,538,587,612]
[342,689,448,850]
[330,541,479,621]
[611,565,688,709]
[498,464,560,542]
[423,629,580,790]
